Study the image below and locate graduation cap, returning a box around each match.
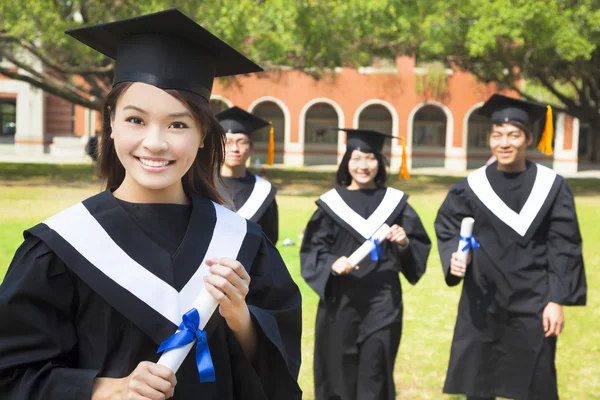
[216,106,276,165]
[65,9,263,102]
[327,128,411,179]
[478,94,554,155]
[216,106,270,135]
[327,128,395,154]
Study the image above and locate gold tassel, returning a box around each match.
[267,121,275,166]
[398,137,410,180]
[537,105,554,156]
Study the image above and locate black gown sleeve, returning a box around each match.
[0,237,98,400]
[245,237,303,399]
[434,182,473,287]
[394,203,432,285]
[299,208,340,300]
[258,199,279,245]
[546,179,587,305]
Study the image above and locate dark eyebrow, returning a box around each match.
[122,105,147,113]
[168,111,193,119]
[122,105,192,119]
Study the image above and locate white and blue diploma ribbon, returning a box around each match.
[460,235,480,252]
[157,308,216,382]
[369,237,384,261]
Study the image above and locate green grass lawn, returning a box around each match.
[1,164,599,399]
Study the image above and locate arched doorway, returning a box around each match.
[411,104,448,168]
[357,104,394,160]
[250,101,285,165]
[466,107,492,169]
[303,102,340,166]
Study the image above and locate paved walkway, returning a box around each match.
[1,152,599,179]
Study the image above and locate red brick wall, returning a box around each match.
[211,56,505,151]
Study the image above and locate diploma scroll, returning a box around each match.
[157,290,217,373]
[457,217,475,267]
[347,224,392,267]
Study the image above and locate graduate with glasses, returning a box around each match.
[300,128,431,400]
[216,107,279,244]
[435,94,587,400]
[0,9,301,400]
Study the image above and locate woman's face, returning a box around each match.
[110,82,204,197]
[348,149,379,186]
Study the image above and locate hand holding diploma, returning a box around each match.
[347,224,393,266]
[157,257,253,381]
[449,217,479,278]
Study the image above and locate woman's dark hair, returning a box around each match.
[97,82,226,204]
[336,149,389,187]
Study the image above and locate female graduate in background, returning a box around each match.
[300,128,431,400]
[0,9,301,400]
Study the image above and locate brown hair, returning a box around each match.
[97,82,226,204]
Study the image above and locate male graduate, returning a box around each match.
[216,106,279,244]
[434,94,587,400]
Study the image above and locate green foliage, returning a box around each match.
[1,174,599,398]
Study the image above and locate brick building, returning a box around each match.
[0,56,586,174]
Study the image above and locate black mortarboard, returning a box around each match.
[216,106,270,136]
[65,9,263,101]
[328,128,394,154]
[477,93,555,155]
[477,94,547,128]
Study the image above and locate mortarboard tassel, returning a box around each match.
[398,137,410,180]
[537,105,554,156]
[267,121,275,166]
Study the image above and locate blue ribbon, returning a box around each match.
[460,235,480,252]
[157,308,215,383]
[369,238,384,261]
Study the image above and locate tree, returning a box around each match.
[0,0,302,110]
[416,0,600,162]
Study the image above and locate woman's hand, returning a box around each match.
[387,224,407,246]
[204,257,257,360]
[91,361,176,400]
[331,256,355,275]
[204,257,251,330]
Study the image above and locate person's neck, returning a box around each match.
[222,164,247,178]
[113,176,189,204]
[347,180,377,190]
[497,159,527,173]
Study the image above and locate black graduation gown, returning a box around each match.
[220,171,278,244]
[0,189,302,400]
[434,161,587,400]
[300,186,431,400]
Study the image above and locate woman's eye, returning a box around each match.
[126,117,144,125]
[170,122,188,129]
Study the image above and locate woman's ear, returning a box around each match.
[108,108,115,139]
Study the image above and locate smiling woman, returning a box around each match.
[300,127,432,400]
[98,81,226,205]
[0,8,302,400]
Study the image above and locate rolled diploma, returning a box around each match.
[347,224,392,267]
[157,289,217,373]
[457,217,475,266]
